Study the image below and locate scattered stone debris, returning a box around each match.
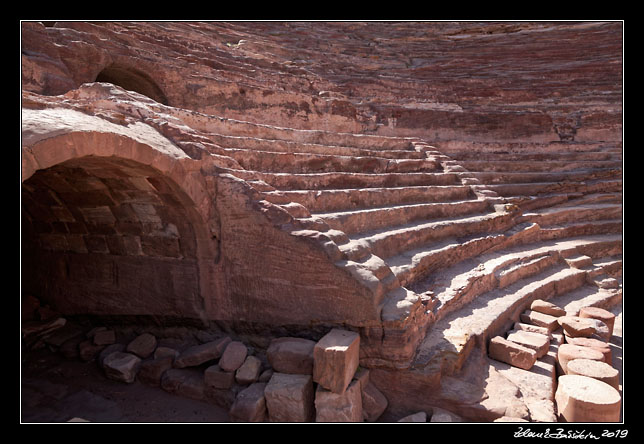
[488,299,622,422]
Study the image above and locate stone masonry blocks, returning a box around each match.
[313,328,360,394]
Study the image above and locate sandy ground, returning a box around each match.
[21,346,230,423]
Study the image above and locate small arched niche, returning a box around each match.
[95,65,169,105]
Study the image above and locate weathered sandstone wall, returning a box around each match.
[22,21,622,143]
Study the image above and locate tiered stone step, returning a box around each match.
[412,263,587,377]
[406,233,621,377]
[523,198,622,240]
[230,169,461,191]
[345,209,515,262]
[261,184,474,213]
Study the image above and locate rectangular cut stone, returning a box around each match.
[315,379,363,422]
[513,322,552,339]
[520,310,560,332]
[488,336,537,370]
[265,373,314,422]
[204,364,235,389]
[266,337,316,375]
[229,382,267,423]
[506,330,550,358]
[313,329,360,394]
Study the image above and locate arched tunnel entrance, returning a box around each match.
[95,65,168,105]
[21,155,207,322]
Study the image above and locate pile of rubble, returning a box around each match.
[23,303,391,423]
[488,299,621,422]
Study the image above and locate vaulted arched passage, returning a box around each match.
[95,64,168,105]
[21,123,219,324]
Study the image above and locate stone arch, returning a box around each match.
[95,64,169,105]
[21,129,218,323]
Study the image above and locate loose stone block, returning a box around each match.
[513,322,552,338]
[174,336,231,368]
[315,379,363,422]
[488,336,537,370]
[520,310,560,332]
[361,381,388,422]
[565,336,612,363]
[126,333,157,359]
[161,368,205,401]
[98,343,126,368]
[153,346,179,361]
[204,364,235,389]
[79,339,105,361]
[555,375,621,422]
[560,316,611,341]
[93,329,116,345]
[430,407,463,422]
[530,299,566,317]
[103,352,142,383]
[137,356,173,386]
[235,355,262,385]
[506,330,550,358]
[558,316,596,337]
[218,341,248,372]
[557,343,605,375]
[579,306,616,337]
[566,358,620,390]
[229,382,267,423]
[266,337,316,375]
[313,329,360,394]
[397,412,427,422]
[265,373,314,422]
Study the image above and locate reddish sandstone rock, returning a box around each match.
[565,336,612,363]
[229,382,268,422]
[313,329,360,394]
[174,337,231,368]
[579,306,616,337]
[530,299,566,317]
[126,333,157,359]
[566,359,620,390]
[219,341,248,372]
[137,356,173,387]
[557,343,605,374]
[93,330,116,346]
[558,316,596,337]
[361,382,388,422]
[314,379,363,422]
[397,412,427,422]
[488,336,537,370]
[266,337,316,375]
[204,365,235,390]
[265,373,315,422]
[505,330,550,358]
[512,322,552,338]
[235,355,263,385]
[555,375,621,422]
[520,310,560,332]
[103,352,142,383]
